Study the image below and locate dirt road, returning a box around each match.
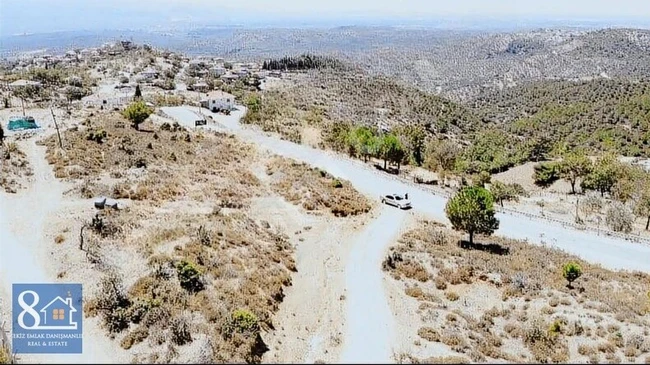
[339,206,408,364]
[162,105,650,273]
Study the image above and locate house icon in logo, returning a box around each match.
[39,291,78,330]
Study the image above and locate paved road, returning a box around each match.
[161,105,650,273]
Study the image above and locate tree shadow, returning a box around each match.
[373,163,399,175]
[457,240,510,256]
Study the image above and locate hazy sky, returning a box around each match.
[2,0,650,34]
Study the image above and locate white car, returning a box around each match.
[380,194,412,209]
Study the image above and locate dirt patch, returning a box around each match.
[386,219,650,363]
[265,156,372,217]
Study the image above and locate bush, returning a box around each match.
[605,202,634,233]
[562,262,583,288]
[533,161,561,187]
[176,260,204,292]
[227,309,260,336]
[170,314,193,345]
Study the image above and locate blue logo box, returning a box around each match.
[12,283,83,354]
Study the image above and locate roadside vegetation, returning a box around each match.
[265,157,372,217]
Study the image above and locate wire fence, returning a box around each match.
[354,161,650,245]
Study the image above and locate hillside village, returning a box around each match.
[1,37,650,365]
[0,40,277,113]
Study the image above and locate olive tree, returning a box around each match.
[445,186,500,245]
[559,150,592,194]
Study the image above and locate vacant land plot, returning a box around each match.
[266,156,372,217]
[385,220,650,364]
[39,111,366,363]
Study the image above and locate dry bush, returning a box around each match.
[0,141,33,193]
[579,344,597,356]
[120,326,149,349]
[417,327,440,342]
[266,157,371,216]
[445,291,460,301]
[395,261,430,282]
[41,113,261,205]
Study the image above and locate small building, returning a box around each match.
[191,82,211,92]
[139,68,159,80]
[209,67,226,77]
[200,90,235,112]
[220,74,240,82]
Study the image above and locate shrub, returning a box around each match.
[562,262,583,288]
[605,202,634,233]
[170,314,193,345]
[120,326,149,349]
[176,260,204,292]
[445,291,460,301]
[533,161,560,187]
[227,309,259,336]
[417,327,440,342]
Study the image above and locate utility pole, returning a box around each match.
[50,107,63,149]
[21,97,26,117]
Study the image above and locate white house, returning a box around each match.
[200,90,235,112]
[139,68,159,80]
[209,67,226,77]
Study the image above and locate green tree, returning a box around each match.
[559,150,592,194]
[490,181,520,207]
[562,262,582,289]
[425,140,461,172]
[64,86,87,102]
[134,84,142,101]
[377,133,405,172]
[581,153,621,197]
[397,125,426,166]
[527,136,553,162]
[123,101,152,131]
[347,126,376,163]
[445,186,500,245]
[533,161,561,187]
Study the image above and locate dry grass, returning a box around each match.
[265,156,371,217]
[386,219,650,363]
[0,141,33,193]
[40,113,261,205]
[44,110,309,363]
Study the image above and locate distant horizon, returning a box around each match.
[2,0,650,35]
[2,14,650,37]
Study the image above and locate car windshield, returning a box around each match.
[395,196,403,200]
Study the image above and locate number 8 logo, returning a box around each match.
[17,290,41,329]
